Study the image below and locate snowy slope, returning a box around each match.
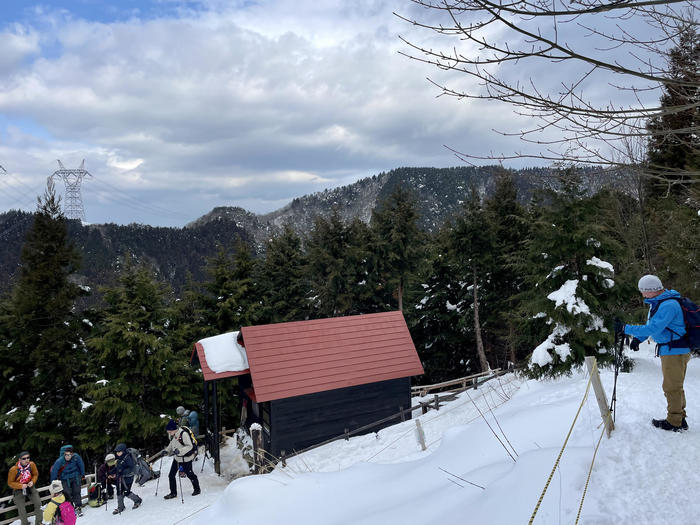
[29,341,700,525]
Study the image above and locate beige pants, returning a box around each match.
[661,353,691,427]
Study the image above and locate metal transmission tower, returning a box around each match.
[0,165,5,173]
[50,159,92,221]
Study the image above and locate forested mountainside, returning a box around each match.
[189,165,612,243]
[0,165,609,295]
[0,210,251,296]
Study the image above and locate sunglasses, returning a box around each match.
[20,456,30,460]
[64,452,73,456]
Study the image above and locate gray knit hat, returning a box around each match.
[638,274,663,292]
[49,480,63,494]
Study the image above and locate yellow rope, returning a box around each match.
[574,411,612,524]
[528,374,593,525]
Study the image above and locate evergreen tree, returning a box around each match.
[203,238,262,333]
[646,24,699,196]
[0,181,89,472]
[518,174,624,377]
[80,262,198,454]
[371,186,422,311]
[449,190,497,372]
[409,229,477,383]
[306,211,380,317]
[258,225,309,323]
[484,173,529,366]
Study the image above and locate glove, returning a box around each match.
[174,448,180,456]
[630,337,641,351]
[613,318,624,336]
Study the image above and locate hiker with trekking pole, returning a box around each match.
[162,419,201,502]
[617,274,698,433]
[112,443,143,514]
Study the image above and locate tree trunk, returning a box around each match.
[472,269,489,372]
[508,319,516,366]
[397,278,404,312]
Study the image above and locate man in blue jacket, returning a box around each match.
[50,444,85,515]
[624,274,690,432]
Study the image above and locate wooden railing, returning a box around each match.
[411,369,503,397]
[0,474,95,525]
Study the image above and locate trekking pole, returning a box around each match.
[154,452,164,496]
[178,464,184,504]
[609,329,625,423]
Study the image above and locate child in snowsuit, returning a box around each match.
[42,480,72,524]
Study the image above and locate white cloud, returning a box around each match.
[0,1,547,226]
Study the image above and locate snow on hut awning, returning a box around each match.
[195,331,250,381]
[241,311,424,402]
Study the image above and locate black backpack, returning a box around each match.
[651,296,700,351]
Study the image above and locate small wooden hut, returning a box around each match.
[193,311,424,470]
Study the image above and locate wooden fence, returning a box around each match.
[411,369,504,397]
[0,446,181,525]
[0,474,95,525]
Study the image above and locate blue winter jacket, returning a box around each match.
[50,444,85,481]
[625,289,689,356]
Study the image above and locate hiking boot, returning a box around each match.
[652,418,683,432]
[112,508,124,515]
[192,488,201,496]
[76,506,83,517]
[133,500,142,509]
[682,418,689,430]
[163,493,177,500]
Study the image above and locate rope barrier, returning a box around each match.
[528,374,593,525]
[574,411,612,525]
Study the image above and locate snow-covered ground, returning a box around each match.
[25,341,700,525]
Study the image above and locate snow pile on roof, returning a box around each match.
[199,331,249,373]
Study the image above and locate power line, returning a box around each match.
[89,176,192,222]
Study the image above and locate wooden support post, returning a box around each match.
[433,394,439,411]
[344,428,350,441]
[281,450,286,468]
[584,356,615,437]
[399,405,405,422]
[421,402,428,415]
[415,419,427,451]
[251,423,263,474]
[472,377,478,390]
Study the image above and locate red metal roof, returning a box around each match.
[194,341,250,382]
[241,311,424,402]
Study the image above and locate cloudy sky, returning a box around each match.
[0,0,659,226]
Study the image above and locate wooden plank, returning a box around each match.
[411,369,502,396]
[0,474,96,525]
[584,356,615,437]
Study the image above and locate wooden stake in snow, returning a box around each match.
[584,356,615,437]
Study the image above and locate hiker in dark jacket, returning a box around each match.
[97,454,117,500]
[623,274,691,432]
[49,444,85,516]
[112,443,143,514]
[162,419,201,500]
[7,451,42,525]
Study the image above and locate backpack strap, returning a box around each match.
[651,297,688,348]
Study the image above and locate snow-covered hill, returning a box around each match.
[37,341,700,525]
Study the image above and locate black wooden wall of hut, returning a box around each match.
[267,377,411,458]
